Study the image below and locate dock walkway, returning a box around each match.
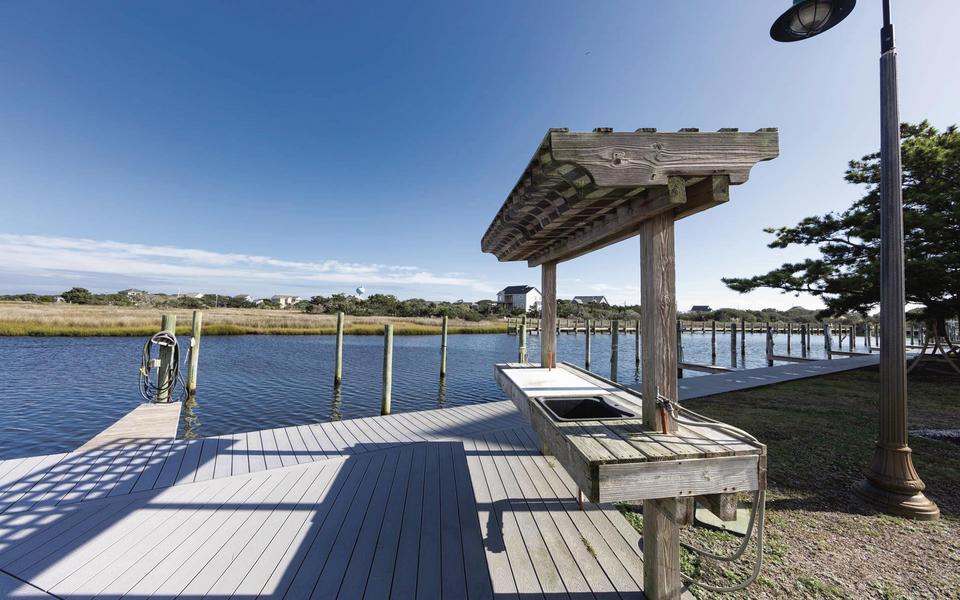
[0,401,656,599]
[671,353,881,400]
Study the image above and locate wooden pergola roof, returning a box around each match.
[481,127,780,266]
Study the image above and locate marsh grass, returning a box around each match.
[0,302,507,336]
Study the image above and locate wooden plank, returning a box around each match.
[502,428,642,598]
[181,460,351,598]
[152,440,189,489]
[319,449,402,599]
[221,464,335,598]
[131,440,175,493]
[260,429,284,471]
[213,434,234,479]
[472,434,543,597]
[272,427,299,468]
[490,430,592,596]
[76,402,181,452]
[230,431,250,476]
[460,437,518,599]
[174,438,204,484]
[246,430,268,473]
[388,443,428,599]
[129,470,295,600]
[598,455,761,502]
[438,442,468,599]
[0,453,68,513]
[278,453,379,599]
[192,436,219,482]
[450,441,495,600]
[513,426,645,592]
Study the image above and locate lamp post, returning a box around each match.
[771,0,939,519]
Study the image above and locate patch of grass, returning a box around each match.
[796,576,849,599]
[580,535,597,559]
[870,579,907,600]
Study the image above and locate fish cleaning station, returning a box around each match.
[483,126,779,599]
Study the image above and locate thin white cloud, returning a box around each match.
[0,234,498,297]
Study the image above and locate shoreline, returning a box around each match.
[0,321,507,336]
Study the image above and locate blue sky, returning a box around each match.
[1,1,957,308]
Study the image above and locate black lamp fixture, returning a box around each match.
[770,0,856,42]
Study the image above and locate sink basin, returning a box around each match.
[537,396,635,422]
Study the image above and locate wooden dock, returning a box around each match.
[0,401,675,599]
[76,401,182,452]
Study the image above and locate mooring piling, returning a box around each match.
[711,320,717,364]
[610,319,619,382]
[635,319,641,367]
[381,324,393,415]
[157,314,177,403]
[334,311,344,388]
[519,315,528,363]
[440,315,448,379]
[186,310,202,396]
[584,318,591,370]
[766,324,774,367]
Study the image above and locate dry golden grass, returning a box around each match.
[0,302,507,336]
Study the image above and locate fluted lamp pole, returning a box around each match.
[771,0,939,519]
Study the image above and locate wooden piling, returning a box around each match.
[157,314,176,403]
[824,323,833,359]
[381,324,393,415]
[519,315,528,363]
[334,311,344,388]
[866,323,873,352]
[186,310,202,396]
[730,321,737,367]
[676,319,684,379]
[440,315,448,379]
[635,319,641,367]
[610,319,619,382]
[710,320,717,364]
[801,324,808,358]
[740,317,746,356]
[584,318,591,370]
[766,324,774,367]
[786,322,792,354]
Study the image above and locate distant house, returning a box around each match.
[497,286,541,312]
[691,305,712,313]
[237,294,254,303]
[272,295,303,308]
[118,288,148,297]
[573,295,609,306]
[181,292,205,299]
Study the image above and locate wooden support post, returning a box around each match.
[334,311,344,388]
[849,325,854,351]
[519,315,528,363]
[710,320,717,364]
[639,198,681,600]
[186,310,202,396]
[640,210,678,430]
[909,322,915,345]
[583,318,591,370]
[610,319,619,382]
[381,324,393,415]
[644,497,682,600]
[440,315,448,379]
[866,323,873,352]
[786,322,792,354]
[802,324,808,358]
[157,314,177,403]
[541,261,557,368]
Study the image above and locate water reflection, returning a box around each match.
[331,386,342,421]
[437,379,447,408]
[181,396,201,439]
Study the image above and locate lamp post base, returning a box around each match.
[853,444,940,521]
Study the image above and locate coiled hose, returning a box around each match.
[139,331,186,402]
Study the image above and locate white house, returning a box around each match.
[573,295,609,306]
[271,295,303,308]
[497,285,541,312]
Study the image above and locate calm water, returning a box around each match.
[0,331,843,458]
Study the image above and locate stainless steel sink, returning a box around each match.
[536,396,635,422]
